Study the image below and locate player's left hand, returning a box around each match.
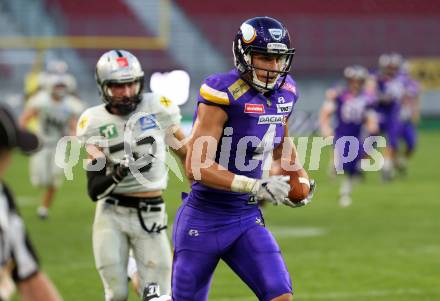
[282,179,316,208]
[253,176,291,206]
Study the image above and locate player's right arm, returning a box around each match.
[319,88,337,137]
[76,110,128,201]
[185,103,234,190]
[85,147,129,201]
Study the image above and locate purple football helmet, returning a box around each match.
[233,16,295,92]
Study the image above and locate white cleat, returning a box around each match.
[37,207,49,220]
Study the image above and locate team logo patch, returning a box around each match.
[244,103,265,114]
[116,57,128,67]
[99,123,118,138]
[269,28,283,41]
[241,23,256,43]
[276,103,292,113]
[139,114,157,131]
[258,115,285,124]
[160,96,172,108]
[78,116,88,129]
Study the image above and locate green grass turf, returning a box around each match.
[5,131,440,301]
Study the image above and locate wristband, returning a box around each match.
[231,175,257,193]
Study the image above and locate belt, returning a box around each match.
[105,195,163,212]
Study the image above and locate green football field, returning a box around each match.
[5,131,440,301]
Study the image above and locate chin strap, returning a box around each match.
[251,69,280,92]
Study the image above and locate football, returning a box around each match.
[282,166,310,203]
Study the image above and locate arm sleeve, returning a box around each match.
[86,159,122,201]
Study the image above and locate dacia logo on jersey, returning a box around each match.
[139,115,158,131]
[268,28,283,41]
[99,123,118,138]
[276,103,292,113]
[258,115,285,124]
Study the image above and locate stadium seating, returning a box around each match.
[175,0,440,74]
[45,0,179,72]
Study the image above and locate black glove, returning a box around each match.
[112,155,130,182]
[112,164,128,182]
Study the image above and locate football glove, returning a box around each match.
[282,179,316,208]
[112,155,130,182]
[251,175,291,206]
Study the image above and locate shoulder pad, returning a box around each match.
[76,108,92,138]
[199,73,235,106]
[200,83,230,105]
[146,93,182,129]
[280,75,299,98]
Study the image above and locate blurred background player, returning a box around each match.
[369,53,408,181]
[395,63,421,175]
[320,65,378,207]
[76,50,186,300]
[0,106,63,301]
[19,74,83,219]
[172,17,314,301]
[24,58,79,101]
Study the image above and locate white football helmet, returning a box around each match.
[95,50,145,115]
[343,65,368,81]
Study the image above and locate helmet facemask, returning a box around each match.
[100,78,144,116]
[234,39,294,93]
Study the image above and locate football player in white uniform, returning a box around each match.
[20,74,84,219]
[76,50,186,301]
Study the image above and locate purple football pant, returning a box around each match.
[379,118,400,151]
[399,122,417,152]
[171,201,292,301]
[334,134,363,176]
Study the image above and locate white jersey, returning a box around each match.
[26,90,84,147]
[76,93,181,194]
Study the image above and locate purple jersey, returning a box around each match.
[189,69,299,210]
[373,72,407,121]
[372,72,408,149]
[399,76,420,122]
[334,88,373,137]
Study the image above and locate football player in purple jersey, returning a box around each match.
[171,17,314,301]
[320,65,378,207]
[369,53,409,181]
[395,67,420,175]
